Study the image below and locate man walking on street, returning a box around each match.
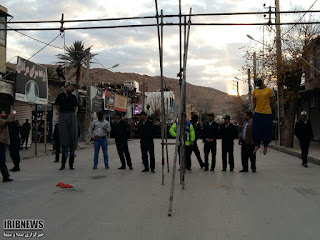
[112,112,133,170]
[220,115,238,172]
[55,83,78,170]
[239,111,256,172]
[21,119,31,149]
[0,109,15,182]
[190,114,205,168]
[202,113,220,171]
[89,111,111,169]
[138,111,156,173]
[294,111,313,168]
[9,120,22,172]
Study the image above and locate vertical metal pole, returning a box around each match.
[155,0,165,185]
[275,0,284,146]
[247,69,252,110]
[166,98,169,173]
[35,104,38,157]
[253,52,257,79]
[85,52,91,145]
[44,105,47,153]
[168,0,183,217]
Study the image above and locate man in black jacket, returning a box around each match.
[112,112,133,170]
[9,120,22,172]
[220,115,238,171]
[294,111,313,167]
[203,113,220,171]
[190,114,204,168]
[138,111,155,173]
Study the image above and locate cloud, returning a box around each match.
[4,0,319,95]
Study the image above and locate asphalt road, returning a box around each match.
[1,139,320,240]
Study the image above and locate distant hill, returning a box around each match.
[7,63,248,121]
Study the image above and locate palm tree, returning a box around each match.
[57,41,96,85]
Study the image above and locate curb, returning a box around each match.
[269,144,320,166]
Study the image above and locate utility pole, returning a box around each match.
[247,69,252,110]
[275,0,284,145]
[253,52,257,78]
[142,80,145,111]
[85,51,91,145]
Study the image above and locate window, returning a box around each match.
[0,16,6,46]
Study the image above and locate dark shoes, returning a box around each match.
[204,168,209,171]
[70,167,75,170]
[59,166,65,170]
[230,169,234,172]
[239,170,248,172]
[3,178,13,182]
[53,160,59,163]
[151,170,155,173]
[10,167,20,172]
[303,164,308,168]
[210,168,214,172]
[129,166,133,170]
[141,169,149,172]
[118,166,126,170]
[105,166,110,169]
[93,166,97,169]
[252,170,256,172]
[222,169,226,172]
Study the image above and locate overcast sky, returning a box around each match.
[3,0,320,95]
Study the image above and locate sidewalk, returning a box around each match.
[7,139,116,162]
[269,138,320,165]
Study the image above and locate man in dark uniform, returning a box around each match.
[9,120,22,172]
[21,119,31,149]
[55,83,78,170]
[138,111,156,173]
[202,113,220,171]
[112,112,133,170]
[190,114,205,168]
[294,111,313,167]
[220,115,238,171]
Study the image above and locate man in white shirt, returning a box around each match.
[89,111,112,169]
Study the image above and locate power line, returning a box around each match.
[282,0,318,36]
[1,33,62,81]
[5,10,320,25]
[5,21,320,31]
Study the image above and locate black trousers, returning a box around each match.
[190,142,204,167]
[55,141,61,162]
[222,141,234,170]
[21,134,29,148]
[178,145,192,170]
[0,143,10,180]
[204,141,216,170]
[116,141,132,168]
[61,150,74,168]
[299,139,310,165]
[141,141,155,170]
[240,140,256,171]
[9,143,20,169]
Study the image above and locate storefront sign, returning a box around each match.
[104,91,115,111]
[15,57,48,105]
[114,94,128,112]
[0,80,14,97]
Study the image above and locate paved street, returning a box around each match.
[1,139,320,240]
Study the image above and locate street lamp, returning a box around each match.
[107,64,119,70]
